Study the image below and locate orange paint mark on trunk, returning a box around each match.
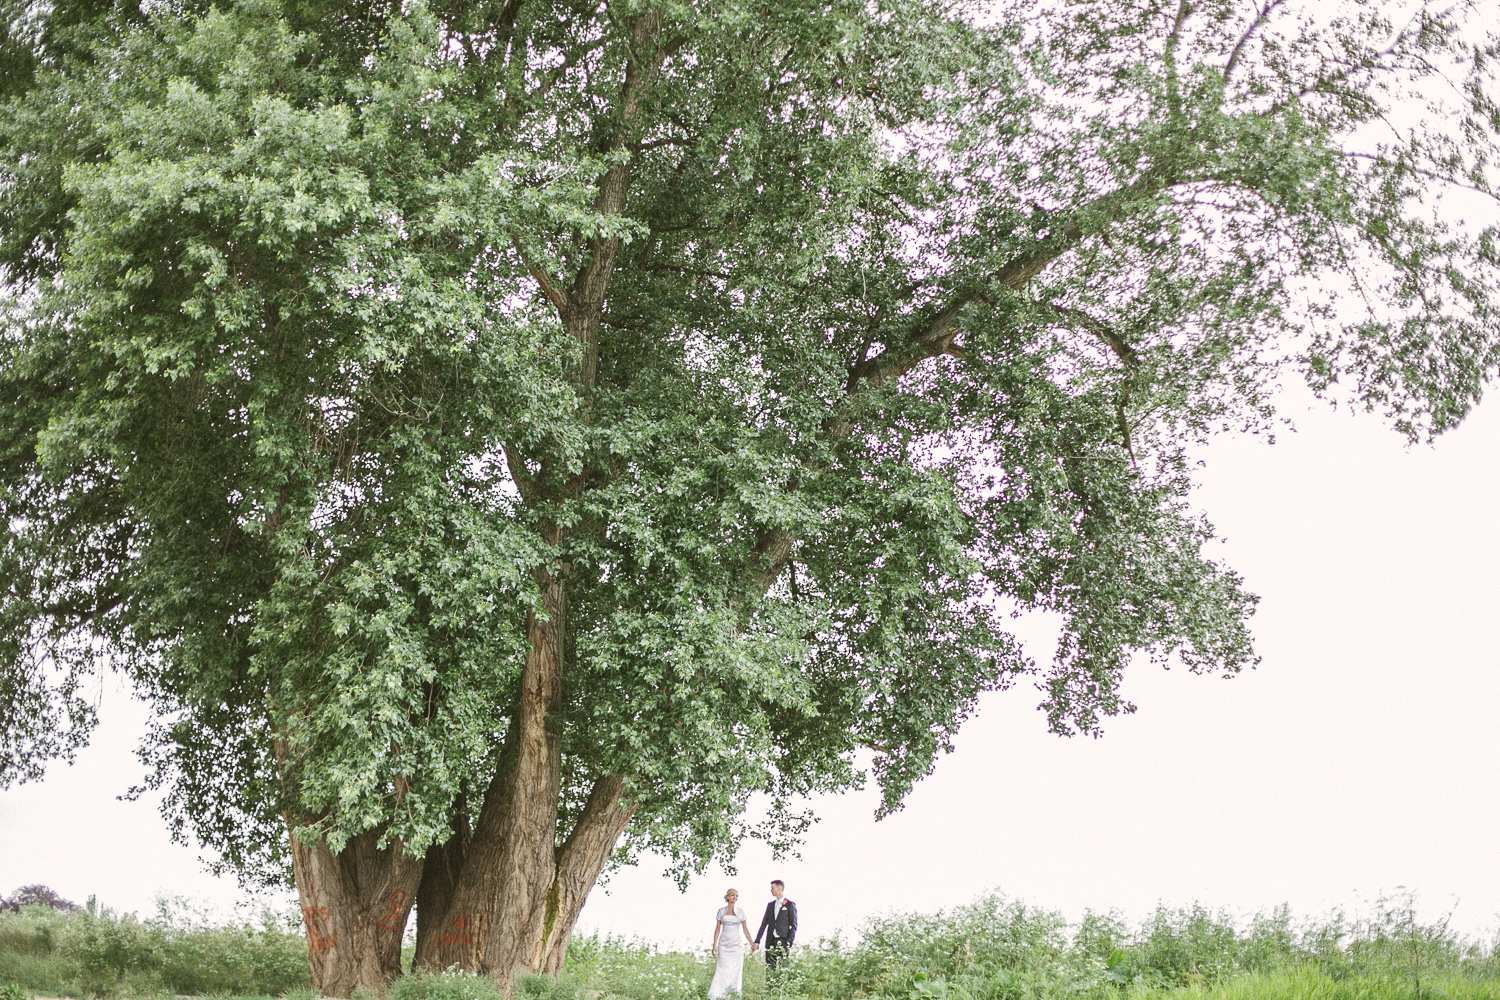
[375,890,409,934]
[302,906,337,952]
[431,912,475,948]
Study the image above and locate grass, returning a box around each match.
[1150,968,1500,1000]
[2,891,1496,1000]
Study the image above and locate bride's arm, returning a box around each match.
[712,915,722,955]
[742,918,756,949]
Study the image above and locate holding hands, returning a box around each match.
[707,882,786,999]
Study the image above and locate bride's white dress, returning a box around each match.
[708,905,749,998]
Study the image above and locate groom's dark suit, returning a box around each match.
[754,898,797,970]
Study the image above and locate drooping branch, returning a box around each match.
[1048,302,1139,367]
[1046,303,1140,462]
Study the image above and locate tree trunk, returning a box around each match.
[413,769,636,982]
[290,826,423,997]
[412,804,470,965]
[413,580,566,986]
[410,583,638,985]
[534,775,637,975]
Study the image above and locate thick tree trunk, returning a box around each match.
[412,803,470,965]
[413,581,566,985]
[410,583,637,985]
[412,771,636,982]
[477,587,566,980]
[290,826,423,997]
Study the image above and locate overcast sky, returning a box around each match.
[2,379,1497,949]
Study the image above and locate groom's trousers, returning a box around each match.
[764,940,790,971]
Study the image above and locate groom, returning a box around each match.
[754,880,797,971]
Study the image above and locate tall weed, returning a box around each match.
[0,897,307,997]
[3,889,1495,1000]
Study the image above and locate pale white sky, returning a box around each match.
[2,382,1497,949]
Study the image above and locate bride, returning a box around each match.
[708,888,758,998]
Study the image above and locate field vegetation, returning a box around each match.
[0,896,306,998]
[2,891,1495,1000]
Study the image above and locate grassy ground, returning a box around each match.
[3,891,1496,1000]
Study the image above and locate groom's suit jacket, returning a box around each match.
[755,899,797,946]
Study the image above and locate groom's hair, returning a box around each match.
[771,880,784,888]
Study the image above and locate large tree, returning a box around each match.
[3,0,1497,993]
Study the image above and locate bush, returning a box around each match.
[151,904,308,997]
[561,892,1500,1000]
[388,970,504,1000]
[843,892,1101,1000]
[0,896,308,998]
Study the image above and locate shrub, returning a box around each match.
[0,896,308,998]
[843,891,1098,1000]
[561,893,1500,1000]
[388,970,503,1000]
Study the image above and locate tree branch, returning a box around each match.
[512,237,571,322]
[735,167,1181,602]
[1342,151,1498,202]
[1224,0,1286,80]
[1284,3,1451,107]
[1046,303,1140,463]
[1048,302,1139,367]
[843,289,990,395]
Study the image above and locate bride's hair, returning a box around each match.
[724,888,738,901]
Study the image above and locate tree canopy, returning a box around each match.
[2,0,1497,989]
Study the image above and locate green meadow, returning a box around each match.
[2,892,1495,1000]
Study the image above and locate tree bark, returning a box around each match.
[413,580,566,985]
[411,772,637,982]
[412,801,470,965]
[534,775,638,975]
[290,826,423,997]
[411,593,638,987]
